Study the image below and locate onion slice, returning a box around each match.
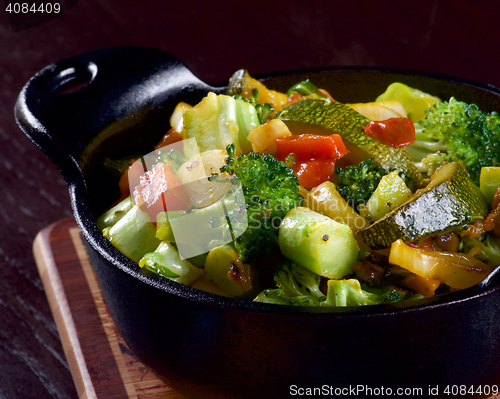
[389,239,490,289]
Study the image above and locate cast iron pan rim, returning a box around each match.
[251,64,500,100]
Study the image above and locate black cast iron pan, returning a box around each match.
[15,46,500,399]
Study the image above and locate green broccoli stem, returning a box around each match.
[233,88,274,124]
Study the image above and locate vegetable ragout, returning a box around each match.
[97,70,500,307]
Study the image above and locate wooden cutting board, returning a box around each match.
[33,217,187,399]
[33,218,500,399]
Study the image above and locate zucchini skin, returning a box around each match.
[277,99,423,189]
[358,162,489,249]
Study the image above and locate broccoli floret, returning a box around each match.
[274,259,326,303]
[219,144,303,263]
[406,97,500,185]
[254,259,326,306]
[334,159,390,212]
[335,158,413,213]
[255,262,418,307]
[324,279,406,307]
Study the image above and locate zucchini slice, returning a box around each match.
[358,162,489,249]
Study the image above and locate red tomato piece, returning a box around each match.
[293,159,337,188]
[363,117,415,148]
[275,134,348,162]
[287,91,305,105]
[132,161,192,221]
[318,88,335,101]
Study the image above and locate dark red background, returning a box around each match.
[1,1,499,397]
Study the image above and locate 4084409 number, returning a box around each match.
[5,3,61,13]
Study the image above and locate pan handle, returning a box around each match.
[14,46,224,174]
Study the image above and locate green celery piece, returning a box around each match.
[96,196,133,231]
[106,205,160,263]
[234,99,255,153]
[183,93,259,158]
[139,241,204,285]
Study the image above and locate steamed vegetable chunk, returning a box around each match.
[279,207,359,279]
[276,133,349,188]
[96,195,133,231]
[480,166,500,204]
[347,100,406,121]
[98,70,500,308]
[305,181,370,231]
[204,244,256,298]
[246,119,292,154]
[182,92,260,158]
[389,239,489,289]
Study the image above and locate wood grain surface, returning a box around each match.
[1,1,500,398]
[33,218,187,399]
